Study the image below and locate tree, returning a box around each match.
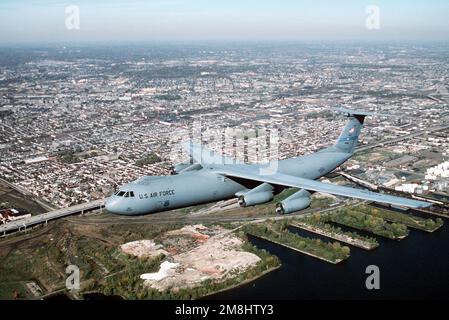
[341,246,350,256]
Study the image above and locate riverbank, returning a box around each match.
[248,234,344,264]
[290,221,379,250]
[363,205,443,232]
[327,209,409,240]
[200,264,282,299]
[243,221,350,264]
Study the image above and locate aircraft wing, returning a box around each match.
[182,141,241,166]
[214,166,431,209]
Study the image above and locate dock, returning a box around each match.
[290,222,378,250]
[247,233,345,264]
[327,218,408,241]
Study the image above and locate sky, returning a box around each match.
[0,0,448,43]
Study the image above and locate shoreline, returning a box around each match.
[199,264,282,299]
[328,220,408,241]
[80,264,282,300]
[248,234,345,264]
[371,216,442,233]
[290,222,378,250]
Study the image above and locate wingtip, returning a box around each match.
[409,200,433,209]
[419,202,433,209]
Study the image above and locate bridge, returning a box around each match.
[0,199,105,236]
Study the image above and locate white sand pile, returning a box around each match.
[120,240,168,258]
[140,261,179,281]
[140,226,261,291]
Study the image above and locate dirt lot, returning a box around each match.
[122,225,261,292]
[0,218,183,298]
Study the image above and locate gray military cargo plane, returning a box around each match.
[105,109,431,215]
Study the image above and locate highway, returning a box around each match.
[0,177,56,211]
[0,199,105,235]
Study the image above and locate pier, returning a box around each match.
[248,233,345,264]
[289,221,378,250]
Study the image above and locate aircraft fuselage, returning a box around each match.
[105,151,350,215]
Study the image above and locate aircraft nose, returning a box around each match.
[105,196,122,214]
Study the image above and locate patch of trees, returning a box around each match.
[329,209,409,239]
[58,151,80,164]
[244,221,350,263]
[303,213,378,246]
[135,153,162,167]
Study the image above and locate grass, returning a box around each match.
[310,197,335,209]
[0,282,29,300]
[244,220,350,263]
[327,208,409,240]
[273,188,299,202]
[364,206,443,232]
[299,214,379,247]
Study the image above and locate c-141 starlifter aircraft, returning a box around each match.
[105,109,431,215]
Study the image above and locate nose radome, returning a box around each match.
[105,197,121,214]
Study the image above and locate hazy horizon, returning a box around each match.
[1,0,449,44]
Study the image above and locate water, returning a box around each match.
[208,219,449,299]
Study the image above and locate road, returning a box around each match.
[0,199,105,235]
[0,177,56,211]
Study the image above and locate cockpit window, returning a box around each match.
[115,190,135,197]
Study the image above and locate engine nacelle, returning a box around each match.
[276,189,311,214]
[239,191,273,207]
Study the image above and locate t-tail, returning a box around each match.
[330,108,373,154]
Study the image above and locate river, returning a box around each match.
[207,217,449,299]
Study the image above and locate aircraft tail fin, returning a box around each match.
[330,108,373,154]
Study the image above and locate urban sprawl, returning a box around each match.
[0,43,448,210]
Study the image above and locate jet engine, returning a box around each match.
[276,189,311,214]
[237,183,273,207]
